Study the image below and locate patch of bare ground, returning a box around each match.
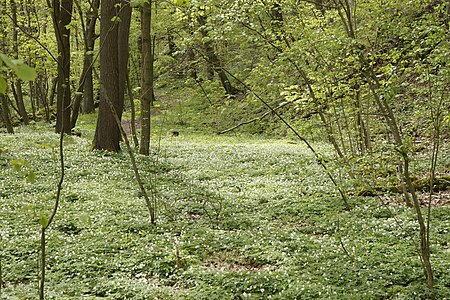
[206,251,276,273]
[380,191,450,208]
[122,108,165,134]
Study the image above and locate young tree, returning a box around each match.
[93,0,132,152]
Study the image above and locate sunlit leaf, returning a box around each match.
[111,16,122,22]
[173,0,190,6]
[39,215,48,228]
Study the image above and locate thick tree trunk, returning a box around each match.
[139,0,154,156]
[93,0,131,152]
[52,0,73,134]
[0,94,14,134]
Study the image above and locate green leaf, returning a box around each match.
[15,62,37,81]
[0,76,6,94]
[0,53,15,70]
[28,171,36,184]
[39,215,48,228]
[11,159,22,171]
[0,53,37,81]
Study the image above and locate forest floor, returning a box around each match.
[1,91,450,299]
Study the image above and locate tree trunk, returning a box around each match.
[186,47,198,79]
[51,0,73,134]
[357,19,434,289]
[10,0,29,125]
[139,0,154,156]
[83,0,99,114]
[71,0,100,128]
[126,70,139,148]
[29,80,36,120]
[0,94,14,134]
[93,0,131,152]
[36,74,51,122]
[118,1,132,116]
[197,15,239,96]
[49,77,57,107]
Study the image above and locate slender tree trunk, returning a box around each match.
[360,34,434,290]
[186,47,198,79]
[29,80,36,120]
[126,71,139,148]
[10,0,29,125]
[140,0,154,155]
[37,74,51,122]
[39,227,45,300]
[82,58,95,113]
[71,0,98,128]
[49,77,57,107]
[93,0,131,151]
[73,0,99,117]
[71,0,100,129]
[118,2,132,116]
[355,87,371,153]
[197,15,239,96]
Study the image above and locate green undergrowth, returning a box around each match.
[1,122,450,299]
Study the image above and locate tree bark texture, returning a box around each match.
[84,0,100,115]
[93,0,131,152]
[52,0,73,134]
[0,94,14,134]
[139,0,154,156]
